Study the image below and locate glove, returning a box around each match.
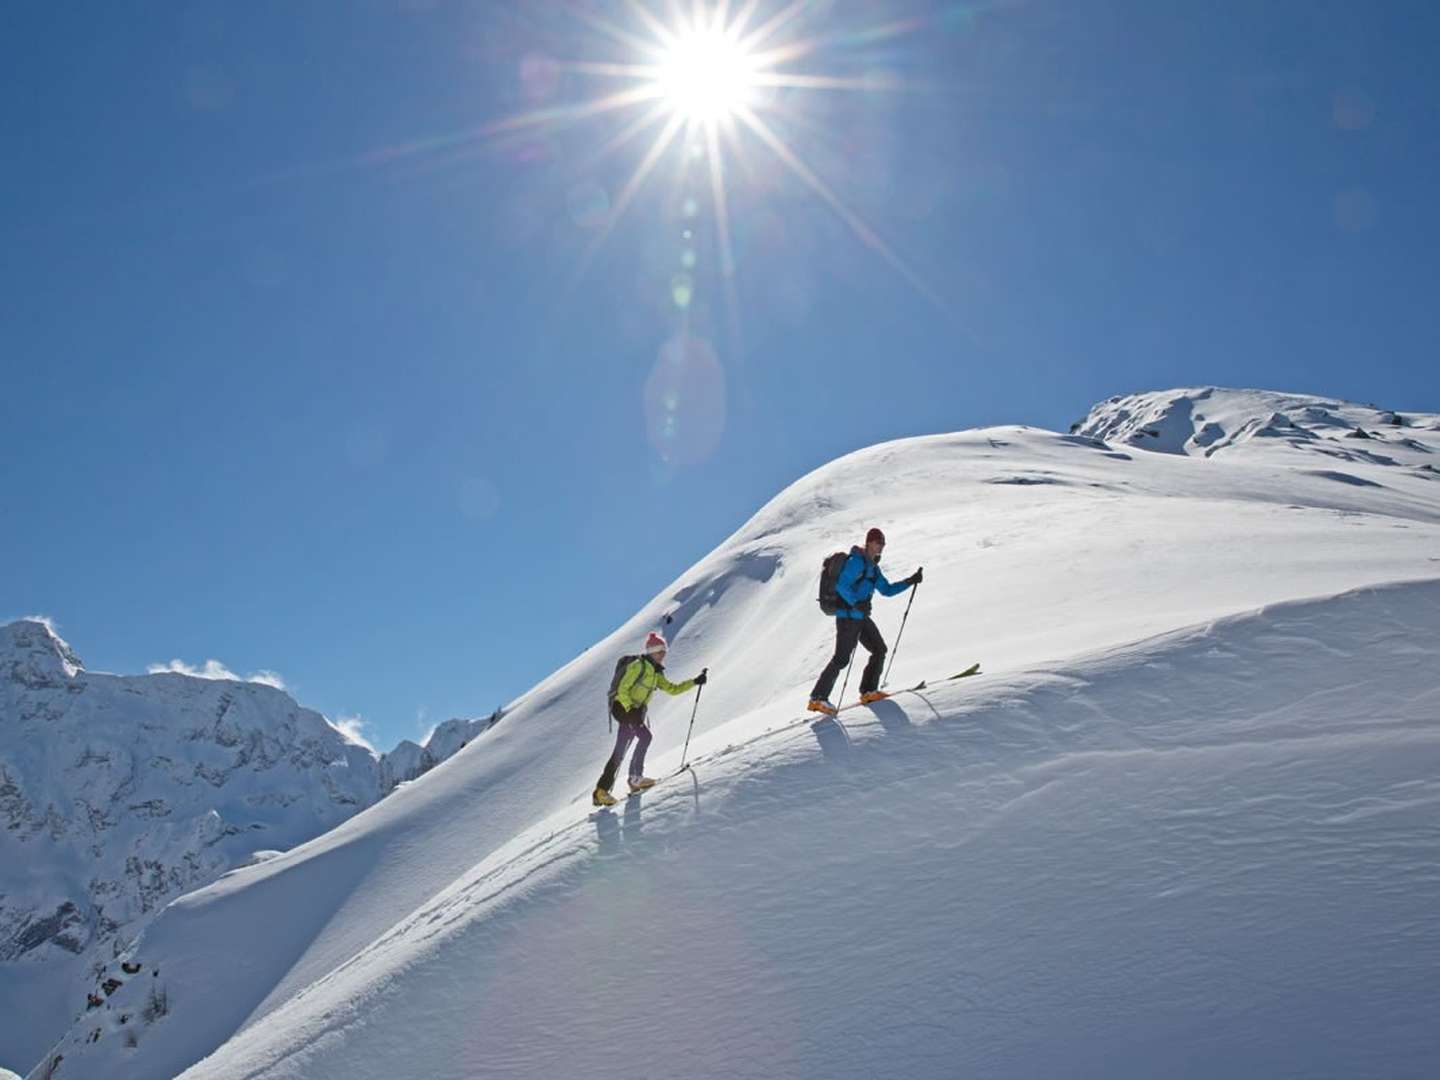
[908,567,924,586]
[693,670,708,686]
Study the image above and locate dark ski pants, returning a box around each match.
[598,712,652,792]
[810,616,887,702]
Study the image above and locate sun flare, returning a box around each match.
[461,2,938,315]
[653,28,757,123]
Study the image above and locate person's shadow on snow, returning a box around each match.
[592,807,621,856]
[810,716,852,765]
[622,791,644,841]
[867,698,912,733]
[591,792,648,855]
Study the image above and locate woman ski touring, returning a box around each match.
[593,631,707,807]
[808,527,921,716]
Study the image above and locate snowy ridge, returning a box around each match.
[1075,387,1440,472]
[26,387,1440,1079]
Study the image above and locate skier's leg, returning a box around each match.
[597,724,635,792]
[810,619,863,701]
[628,724,653,781]
[857,618,888,694]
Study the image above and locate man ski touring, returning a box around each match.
[808,527,921,716]
[593,631,707,807]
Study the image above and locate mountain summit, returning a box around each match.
[1,620,83,689]
[1075,387,1440,468]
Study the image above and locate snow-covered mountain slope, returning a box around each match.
[31,388,1440,1080]
[0,622,487,1073]
[183,581,1440,1080]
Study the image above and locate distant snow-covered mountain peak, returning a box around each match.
[1075,387,1440,469]
[1,619,83,688]
[1,635,381,955]
[0,623,491,1071]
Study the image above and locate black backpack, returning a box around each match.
[818,552,851,614]
[818,550,877,615]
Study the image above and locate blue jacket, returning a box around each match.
[835,546,910,619]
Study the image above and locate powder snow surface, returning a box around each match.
[31,389,1440,1080]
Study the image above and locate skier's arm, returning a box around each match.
[615,658,646,709]
[654,671,697,696]
[874,568,910,597]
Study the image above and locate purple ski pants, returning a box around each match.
[597,719,652,792]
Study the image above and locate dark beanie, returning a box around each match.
[865,527,886,546]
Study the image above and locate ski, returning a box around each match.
[828,682,925,715]
[812,663,982,718]
[588,769,690,806]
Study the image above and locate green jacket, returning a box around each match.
[615,656,696,712]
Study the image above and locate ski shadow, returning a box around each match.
[902,691,944,722]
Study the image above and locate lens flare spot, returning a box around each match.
[670,273,694,309]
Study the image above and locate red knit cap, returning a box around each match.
[865,527,886,547]
[644,631,668,655]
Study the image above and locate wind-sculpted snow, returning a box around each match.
[29,388,1440,1079]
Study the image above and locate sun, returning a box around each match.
[653,28,757,123]
[453,2,938,309]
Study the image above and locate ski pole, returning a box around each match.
[678,670,706,772]
[837,647,858,710]
[882,580,919,688]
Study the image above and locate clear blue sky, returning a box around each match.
[4,1,1437,750]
